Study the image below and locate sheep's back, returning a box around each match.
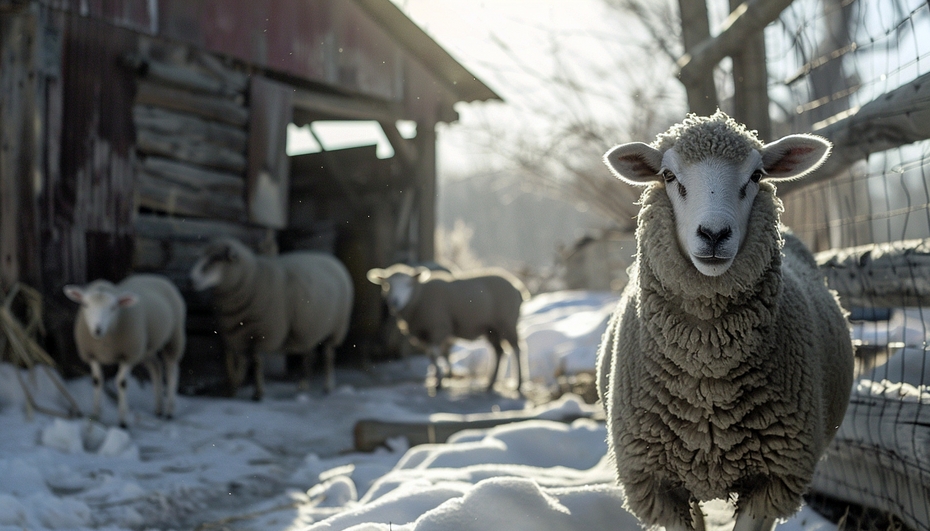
[426,274,523,340]
[276,252,354,350]
[779,234,854,444]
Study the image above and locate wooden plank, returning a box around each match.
[246,76,293,229]
[816,238,930,309]
[135,79,249,126]
[354,412,597,452]
[133,105,247,152]
[414,123,437,261]
[136,171,245,221]
[136,128,246,173]
[140,156,244,197]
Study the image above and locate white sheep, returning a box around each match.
[366,264,529,394]
[64,274,186,427]
[596,111,855,531]
[190,237,353,399]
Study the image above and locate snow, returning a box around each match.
[0,291,838,531]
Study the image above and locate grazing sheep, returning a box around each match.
[190,237,353,399]
[596,111,854,531]
[64,274,186,427]
[367,264,529,394]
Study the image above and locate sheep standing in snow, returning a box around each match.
[596,111,854,531]
[190,237,353,399]
[367,265,529,394]
[64,274,186,427]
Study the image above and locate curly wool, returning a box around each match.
[653,110,763,165]
[597,182,853,528]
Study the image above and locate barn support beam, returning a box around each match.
[0,6,43,291]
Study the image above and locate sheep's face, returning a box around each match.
[656,149,762,276]
[191,240,240,291]
[604,132,831,276]
[367,267,422,312]
[64,285,138,338]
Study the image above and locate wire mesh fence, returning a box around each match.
[763,1,930,529]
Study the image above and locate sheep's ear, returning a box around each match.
[366,268,387,285]
[603,142,663,186]
[117,293,138,308]
[760,134,832,182]
[63,285,84,303]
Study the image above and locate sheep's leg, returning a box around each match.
[485,333,504,393]
[690,499,706,531]
[225,349,248,397]
[163,358,180,419]
[510,340,524,395]
[427,345,443,393]
[89,360,104,419]
[322,341,336,394]
[114,363,133,428]
[733,511,775,531]
[252,350,265,401]
[143,358,164,417]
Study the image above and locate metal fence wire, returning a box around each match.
[763,1,930,529]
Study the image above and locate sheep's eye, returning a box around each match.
[750,170,763,183]
[662,170,676,183]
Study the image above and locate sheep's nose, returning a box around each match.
[94,326,103,336]
[697,225,732,248]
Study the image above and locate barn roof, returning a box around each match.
[353,0,501,103]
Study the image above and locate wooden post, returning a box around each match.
[728,0,771,140]
[246,76,293,229]
[0,7,42,290]
[677,0,718,115]
[414,121,436,262]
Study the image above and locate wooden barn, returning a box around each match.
[0,0,499,391]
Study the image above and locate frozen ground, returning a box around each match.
[0,290,867,531]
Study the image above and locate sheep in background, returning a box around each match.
[596,111,854,531]
[190,237,353,399]
[367,264,529,394]
[64,274,186,428]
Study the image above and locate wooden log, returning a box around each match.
[133,105,247,152]
[140,156,244,197]
[135,80,249,126]
[816,238,930,309]
[194,50,249,94]
[134,235,208,272]
[677,0,794,89]
[811,384,930,531]
[136,171,246,221]
[354,411,597,452]
[134,212,269,246]
[123,53,241,97]
[677,0,718,115]
[136,128,246,173]
[781,70,930,196]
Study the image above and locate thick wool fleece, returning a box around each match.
[653,110,764,165]
[596,182,853,528]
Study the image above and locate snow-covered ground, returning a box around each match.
[0,290,851,531]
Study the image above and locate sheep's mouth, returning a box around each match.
[692,255,732,266]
